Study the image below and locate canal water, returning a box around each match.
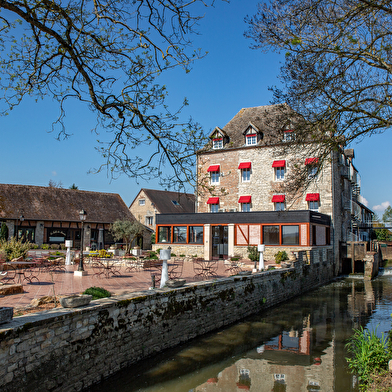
[89,269,392,392]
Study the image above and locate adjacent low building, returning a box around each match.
[0,184,135,250]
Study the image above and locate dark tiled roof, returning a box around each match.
[0,184,133,223]
[221,104,289,148]
[202,104,291,150]
[141,189,195,214]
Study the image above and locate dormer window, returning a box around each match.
[246,134,257,146]
[244,124,261,146]
[210,128,227,150]
[283,129,295,142]
[213,138,223,149]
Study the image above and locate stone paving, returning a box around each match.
[0,259,260,309]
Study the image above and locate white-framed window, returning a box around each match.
[210,204,219,213]
[242,168,251,182]
[139,199,145,206]
[210,171,220,184]
[213,138,223,149]
[283,130,295,142]
[308,165,318,179]
[246,134,257,146]
[146,216,154,226]
[241,203,251,212]
[308,200,319,211]
[275,167,285,181]
[275,202,285,211]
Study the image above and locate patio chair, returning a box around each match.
[0,262,15,284]
[225,257,242,276]
[169,258,184,279]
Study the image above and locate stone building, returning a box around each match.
[0,184,136,250]
[155,105,373,270]
[129,188,195,231]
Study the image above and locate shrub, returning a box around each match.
[42,244,49,250]
[83,286,111,300]
[98,249,111,258]
[0,223,8,241]
[274,250,289,264]
[247,246,259,262]
[0,237,32,261]
[50,244,60,250]
[345,326,391,388]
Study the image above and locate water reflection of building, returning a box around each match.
[196,316,334,392]
[191,280,381,392]
[347,279,376,328]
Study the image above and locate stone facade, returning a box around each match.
[129,189,157,230]
[198,145,337,215]
[0,250,334,392]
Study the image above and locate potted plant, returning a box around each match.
[274,250,289,267]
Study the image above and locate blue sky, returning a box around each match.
[1,0,390,216]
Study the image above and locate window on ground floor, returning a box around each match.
[263,225,280,245]
[189,226,203,243]
[158,226,171,243]
[173,226,187,243]
[282,225,299,245]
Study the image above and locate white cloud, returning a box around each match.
[372,201,391,212]
[51,171,57,176]
[359,196,368,206]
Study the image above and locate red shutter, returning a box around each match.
[306,193,320,201]
[272,194,285,202]
[207,165,220,172]
[238,162,251,169]
[272,160,286,168]
[207,197,219,204]
[305,158,319,165]
[238,196,251,203]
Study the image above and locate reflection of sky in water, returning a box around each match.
[365,271,392,335]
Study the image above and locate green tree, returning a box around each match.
[69,184,78,190]
[372,214,392,241]
[383,206,392,225]
[245,1,392,169]
[0,223,9,241]
[109,220,145,254]
[0,0,222,189]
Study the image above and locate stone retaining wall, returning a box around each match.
[0,250,334,392]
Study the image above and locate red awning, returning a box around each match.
[207,165,220,172]
[238,162,251,169]
[238,196,251,203]
[272,160,286,168]
[207,197,219,204]
[305,158,319,165]
[213,137,222,141]
[272,194,285,202]
[306,193,320,201]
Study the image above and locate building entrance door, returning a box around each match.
[212,225,228,259]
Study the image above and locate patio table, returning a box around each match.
[92,258,121,278]
[5,261,40,284]
[193,259,218,280]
